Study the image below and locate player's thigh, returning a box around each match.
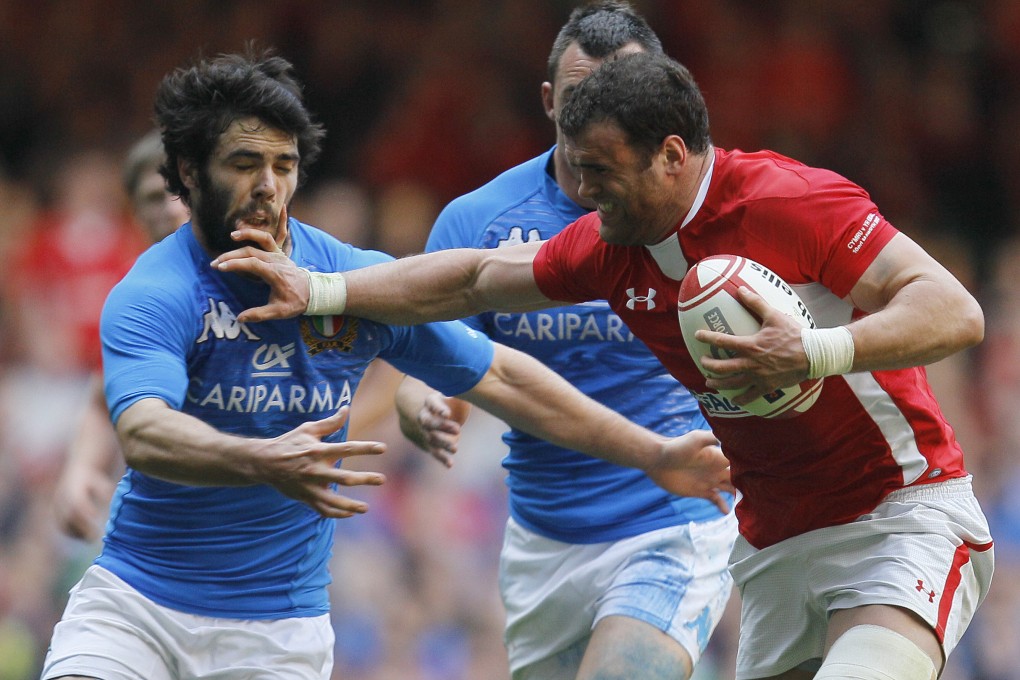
[827,604,943,672]
[578,614,693,680]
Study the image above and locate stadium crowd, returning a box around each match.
[0,1,1018,678]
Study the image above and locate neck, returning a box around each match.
[650,146,713,244]
[682,147,713,213]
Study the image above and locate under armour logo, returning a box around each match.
[916,579,936,603]
[626,288,657,310]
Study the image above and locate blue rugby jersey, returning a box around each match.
[427,146,727,544]
[97,220,493,618]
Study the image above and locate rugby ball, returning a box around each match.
[678,255,822,418]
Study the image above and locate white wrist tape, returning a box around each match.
[801,326,855,379]
[304,269,348,316]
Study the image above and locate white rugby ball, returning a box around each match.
[678,254,822,418]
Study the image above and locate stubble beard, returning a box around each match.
[193,168,269,255]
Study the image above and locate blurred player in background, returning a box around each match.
[42,47,731,680]
[394,3,736,679]
[52,130,189,541]
[219,51,993,680]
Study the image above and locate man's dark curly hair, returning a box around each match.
[154,46,325,206]
[559,52,711,162]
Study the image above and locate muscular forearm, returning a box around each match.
[116,398,265,486]
[335,250,487,323]
[309,243,551,323]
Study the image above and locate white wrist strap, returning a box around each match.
[801,326,855,379]
[304,269,348,316]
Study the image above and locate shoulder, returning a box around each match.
[290,219,394,272]
[452,151,551,211]
[112,231,196,302]
[101,234,199,339]
[715,148,872,205]
[433,152,553,239]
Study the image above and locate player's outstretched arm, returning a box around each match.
[456,344,733,512]
[212,227,557,324]
[115,399,386,518]
[395,375,471,469]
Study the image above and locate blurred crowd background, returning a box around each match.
[0,1,1018,678]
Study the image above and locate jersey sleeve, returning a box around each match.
[380,320,495,396]
[101,275,194,423]
[820,208,897,298]
[533,214,604,304]
[761,163,898,297]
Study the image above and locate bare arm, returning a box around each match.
[53,374,121,540]
[346,242,553,323]
[697,233,984,402]
[115,398,387,518]
[457,344,733,511]
[840,232,983,368]
[211,228,560,324]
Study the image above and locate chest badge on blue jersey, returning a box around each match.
[300,315,359,355]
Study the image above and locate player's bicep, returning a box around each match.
[475,241,558,312]
[848,233,944,313]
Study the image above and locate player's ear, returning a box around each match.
[541,82,555,122]
[660,135,688,175]
[179,158,198,190]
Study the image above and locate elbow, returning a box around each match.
[950,293,984,353]
[962,298,985,349]
[116,419,148,470]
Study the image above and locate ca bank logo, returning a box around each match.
[197,299,260,343]
[625,288,657,310]
[252,343,296,377]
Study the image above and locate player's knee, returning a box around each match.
[814,624,937,680]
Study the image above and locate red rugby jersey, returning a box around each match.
[534,147,968,549]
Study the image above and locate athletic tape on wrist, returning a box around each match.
[801,326,855,379]
[304,269,348,316]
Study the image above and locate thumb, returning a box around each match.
[304,406,351,439]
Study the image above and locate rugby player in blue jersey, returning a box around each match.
[41,46,732,680]
[393,4,738,679]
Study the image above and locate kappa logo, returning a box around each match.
[497,226,542,248]
[252,343,296,377]
[197,299,260,343]
[625,287,657,310]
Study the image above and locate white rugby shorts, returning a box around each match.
[729,476,994,679]
[500,512,738,679]
[42,565,334,680]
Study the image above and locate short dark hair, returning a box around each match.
[154,46,325,205]
[547,1,663,84]
[559,52,711,159]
